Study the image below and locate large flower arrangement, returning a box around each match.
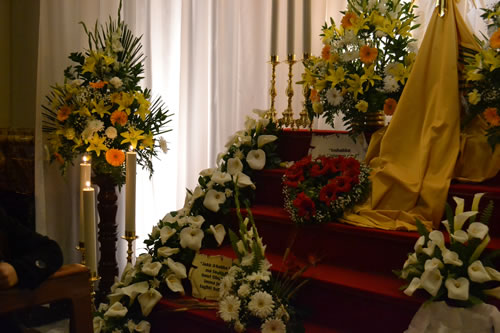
[42,6,171,185]
[397,193,500,307]
[463,1,500,149]
[283,155,370,225]
[300,0,418,137]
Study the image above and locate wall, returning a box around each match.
[0,0,11,127]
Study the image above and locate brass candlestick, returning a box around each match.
[76,242,86,266]
[266,55,279,122]
[279,54,297,128]
[295,53,312,129]
[121,231,138,264]
[90,271,101,312]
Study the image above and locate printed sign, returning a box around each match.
[189,253,233,300]
[309,133,367,161]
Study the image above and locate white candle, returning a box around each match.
[125,149,136,234]
[79,155,91,244]
[83,183,97,274]
[287,0,295,55]
[302,0,311,54]
[271,0,280,56]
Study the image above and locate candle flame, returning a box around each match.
[129,145,134,152]
[86,181,91,188]
[83,155,88,163]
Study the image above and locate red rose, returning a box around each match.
[344,157,360,171]
[310,159,330,177]
[294,155,312,168]
[334,175,352,193]
[319,183,338,206]
[330,156,346,173]
[293,192,316,220]
[285,164,305,182]
[284,180,300,188]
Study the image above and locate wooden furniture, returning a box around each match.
[0,264,93,333]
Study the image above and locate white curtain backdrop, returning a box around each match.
[35,0,490,273]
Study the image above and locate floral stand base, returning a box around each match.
[405,301,500,333]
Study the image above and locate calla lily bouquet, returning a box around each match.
[42,2,171,185]
[300,0,418,137]
[463,1,500,148]
[397,193,500,308]
[283,155,370,225]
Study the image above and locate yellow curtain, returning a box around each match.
[341,1,481,231]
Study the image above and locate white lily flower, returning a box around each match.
[167,258,187,279]
[257,135,278,148]
[162,213,178,224]
[442,249,463,266]
[451,230,469,244]
[157,246,180,258]
[467,222,489,239]
[210,224,226,246]
[200,168,216,177]
[192,186,204,200]
[203,189,226,212]
[429,230,445,250]
[136,254,152,266]
[138,288,162,317]
[424,258,444,271]
[468,260,492,283]
[136,321,151,333]
[422,241,436,257]
[247,149,266,170]
[445,277,469,301]
[404,277,421,296]
[166,273,185,294]
[211,170,232,185]
[454,211,478,231]
[472,193,485,211]
[485,267,500,281]
[420,268,443,296]
[453,196,465,215]
[188,215,205,228]
[234,172,256,189]
[403,253,418,269]
[142,261,162,277]
[414,236,425,253]
[93,316,105,333]
[120,281,149,303]
[179,226,204,251]
[104,301,128,318]
[227,157,244,175]
[160,226,176,245]
[484,286,500,300]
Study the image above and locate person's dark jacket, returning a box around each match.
[0,209,63,289]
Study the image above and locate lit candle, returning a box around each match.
[83,182,97,274]
[287,0,295,56]
[302,0,311,54]
[271,0,280,56]
[125,148,136,234]
[79,155,91,244]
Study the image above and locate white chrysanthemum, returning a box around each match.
[248,291,275,318]
[219,295,241,322]
[219,275,235,298]
[71,78,84,86]
[234,320,246,333]
[109,76,123,89]
[247,271,271,282]
[326,88,343,106]
[340,50,359,62]
[159,137,169,153]
[383,75,399,93]
[228,265,242,277]
[343,30,357,45]
[261,318,286,333]
[237,283,251,297]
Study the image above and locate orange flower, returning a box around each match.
[483,107,500,126]
[321,45,331,60]
[359,45,378,64]
[341,12,357,29]
[110,110,128,126]
[490,29,500,49]
[310,89,320,103]
[54,152,64,164]
[105,149,125,167]
[57,105,72,122]
[383,98,397,116]
[89,81,107,89]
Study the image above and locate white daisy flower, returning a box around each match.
[261,318,286,333]
[248,291,275,318]
[326,88,343,106]
[219,295,241,322]
[237,283,251,297]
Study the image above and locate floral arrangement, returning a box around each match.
[300,0,418,137]
[463,1,500,149]
[283,155,371,225]
[397,193,500,307]
[42,3,171,185]
[93,111,282,332]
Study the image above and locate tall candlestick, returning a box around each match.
[83,183,97,274]
[79,155,91,244]
[287,0,295,55]
[125,149,136,234]
[302,0,311,54]
[271,0,279,56]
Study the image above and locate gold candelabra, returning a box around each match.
[266,55,279,122]
[121,231,138,264]
[89,271,101,312]
[295,53,312,129]
[279,54,297,128]
[76,242,86,266]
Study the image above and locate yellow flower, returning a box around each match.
[355,100,369,113]
[387,63,410,84]
[468,89,481,105]
[361,64,382,87]
[376,17,398,38]
[369,11,385,27]
[312,102,323,115]
[82,55,97,74]
[139,132,154,149]
[341,12,358,29]
[91,99,112,118]
[466,69,484,81]
[118,92,135,114]
[482,49,500,71]
[346,74,366,100]
[325,67,346,88]
[121,128,146,149]
[86,133,108,157]
[75,106,91,117]
[135,92,151,121]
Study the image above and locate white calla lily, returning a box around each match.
[150,226,160,239]
[192,186,204,200]
[104,301,128,318]
[240,135,252,146]
[422,241,436,257]
[245,117,257,131]
[424,258,444,271]
[442,249,463,266]
[136,321,151,333]
[162,213,178,224]
[257,118,270,129]
[453,196,465,215]
[451,230,469,244]
[403,253,418,269]
[210,224,226,246]
[188,215,205,228]
[211,170,232,185]
[138,288,162,317]
[441,219,451,234]
[454,211,478,231]
[166,273,185,294]
[472,193,485,211]
[445,277,469,301]
[200,167,216,177]
[160,226,176,244]
[234,172,256,189]
[121,262,136,285]
[177,216,189,227]
[253,108,268,118]
[227,157,244,175]
[486,267,500,281]
[179,226,204,251]
[120,281,149,303]
[467,222,489,239]
[246,149,266,170]
[136,254,152,265]
[93,316,105,333]
[484,286,500,300]
[257,135,278,148]
[203,189,226,212]
[420,268,443,296]
[167,258,187,279]
[404,277,421,296]
[414,236,425,253]
[157,246,180,258]
[468,260,492,283]
[141,261,162,277]
[429,230,445,250]
[107,290,124,305]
